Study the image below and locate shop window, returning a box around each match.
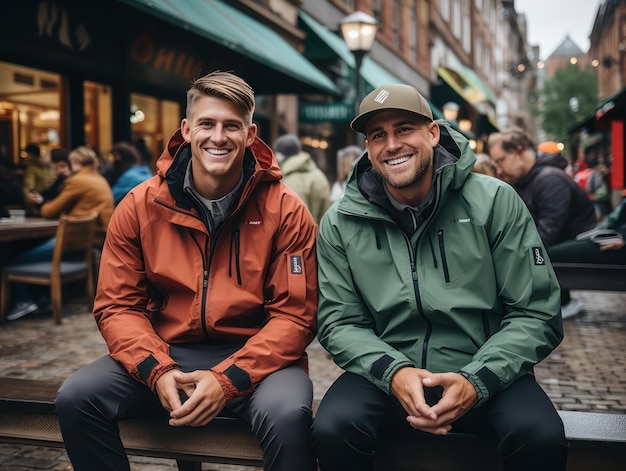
[130,93,180,170]
[0,61,62,166]
[84,81,112,160]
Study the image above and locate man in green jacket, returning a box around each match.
[311,84,567,471]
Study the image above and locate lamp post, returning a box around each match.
[341,11,378,116]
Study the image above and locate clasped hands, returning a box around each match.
[391,367,477,435]
[155,369,227,427]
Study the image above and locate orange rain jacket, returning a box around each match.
[94,130,318,400]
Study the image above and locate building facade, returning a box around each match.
[1,0,544,184]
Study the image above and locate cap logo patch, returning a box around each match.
[374,89,390,104]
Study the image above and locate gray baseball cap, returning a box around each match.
[350,84,434,134]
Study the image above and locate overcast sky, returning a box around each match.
[515,0,603,60]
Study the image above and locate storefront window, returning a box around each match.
[130,93,180,169]
[84,81,112,159]
[0,61,62,167]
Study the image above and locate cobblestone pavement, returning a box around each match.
[0,289,624,470]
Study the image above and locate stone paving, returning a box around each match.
[0,289,624,470]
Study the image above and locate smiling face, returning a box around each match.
[364,110,439,206]
[181,95,257,200]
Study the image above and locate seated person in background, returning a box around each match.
[583,154,611,221]
[26,148,71,206]
[104,141,153,205]
[55,71,318,471]
[471,152,497,177]
[488,128,597,319]
[274,133,331,223]
[39,146,114,237]
[21,144,57,216]
[312,84,566,471]
[548,190,626,265]
[4,145,114,321]
[330,145,361,202]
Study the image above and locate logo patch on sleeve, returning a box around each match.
[532,247,545,265]
[290,255,303,274]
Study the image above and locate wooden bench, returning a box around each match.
[552,262,626,292]
[1,377,625,471]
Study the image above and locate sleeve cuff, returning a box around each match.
[459,371,489,408]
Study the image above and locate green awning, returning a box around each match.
[300,11,403,93]
[300,11,355,66]
[118,0,338,95]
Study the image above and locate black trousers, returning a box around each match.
[311,372,568,471]
[55,342,316,471]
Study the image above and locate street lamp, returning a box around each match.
[442,102,460,122]
[341,11,378,115]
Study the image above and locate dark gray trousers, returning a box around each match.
[56,341,316,471]
[311,372,568,471]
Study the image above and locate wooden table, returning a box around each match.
[0,217,59,244]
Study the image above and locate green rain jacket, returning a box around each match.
[316,122,563,404]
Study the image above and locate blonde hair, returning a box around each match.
[472,153,497,177]
[69,146,98,167]
[186,71,255,124]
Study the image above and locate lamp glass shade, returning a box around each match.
[442,102,460,122]
[341,11,378,52]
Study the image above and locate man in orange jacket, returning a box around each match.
[56,71,318,471]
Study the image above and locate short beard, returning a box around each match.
[373,153,432,189]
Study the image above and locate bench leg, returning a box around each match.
[176,460,202,471]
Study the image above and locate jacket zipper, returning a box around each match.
[403,232,432,370]
[233,227,242,285]
[437,229,451,282]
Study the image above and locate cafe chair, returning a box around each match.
[0,214,98,324]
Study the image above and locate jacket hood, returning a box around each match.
[535,152,569,171]
[519,153,568,189]
[279,151,317,176]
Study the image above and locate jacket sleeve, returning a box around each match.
[316,210,415,394]
[94,196,179,389]
[460,184,564,401]
[40,178,81,219]
[209,191,319,400]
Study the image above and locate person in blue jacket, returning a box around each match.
[105,142,153,204]
[311,84,567,471]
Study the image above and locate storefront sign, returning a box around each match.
[299,103,352,122]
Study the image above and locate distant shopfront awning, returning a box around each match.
[117,0,338,95]
[570,87,626,133]
[437,66,497,107]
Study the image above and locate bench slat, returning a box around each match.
[1,377,625,471]
[552,263,626,292]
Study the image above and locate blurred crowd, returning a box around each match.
[0,140,154,320]
[1,126,624,323]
